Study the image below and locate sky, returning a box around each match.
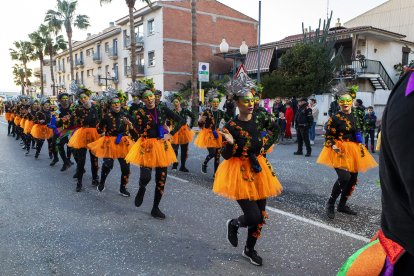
[1,0,388,92]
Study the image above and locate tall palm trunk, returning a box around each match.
[49,43,56,96]
[39,54,44,96]
[191,0,198,116]
[23,62,29,95]
[20,76,25,95]
[66,26,75,81]
[128,0,137,83]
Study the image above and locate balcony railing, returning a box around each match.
[335,59,395,90]
[93,53,102,64]
[126,34,144,49]
[126,64,145,77]
[75,59,84,68]
[107,47,118,60]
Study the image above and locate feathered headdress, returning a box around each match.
[225,70,258,99]
[126,81,149,98]
[206,88,224,102]
[70,80,92,98]
[165,92,183,103]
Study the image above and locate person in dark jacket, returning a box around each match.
[294,97,313,156]
[363,106,377,153]
[223,95,236,118]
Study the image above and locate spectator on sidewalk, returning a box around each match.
[364,106,377,153]
[223,95,236,118]
[355,99,365,113]
[284,102,293,139]
[309,98,319,145]
[272,97,285,118]
[294,97,313,157]
[263,99,272,114]
[328,95,340,117]
[277,111,287,143]
[291,96,298,127]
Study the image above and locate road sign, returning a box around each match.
[198,62,209,82]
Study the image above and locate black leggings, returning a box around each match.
[35,138,58,160]
[100,158,130,188]
[203,147,221,173]
[172,143,189,168]
[139,166,168,208]
[57,136,72,164]
[236,199,267,250]
[364,129,375,149]
[8,121,15,135]
[75,148,98,183]
[329,168,358,205]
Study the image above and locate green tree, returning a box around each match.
[45,0,90,81]
[10,41,35,95]
[29,25,49,96]
[99,0,151,84]
[12,64,32,94]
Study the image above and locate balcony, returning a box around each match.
[126,34,144,50]
[57,67,66,73]
[107,47,118,60]
[75,59,85,69]
[93,53,102,64]
[126,64,145,77]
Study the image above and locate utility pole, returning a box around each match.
[257,0,261,84]
[191,0,198,119]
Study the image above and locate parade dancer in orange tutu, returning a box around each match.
[317,84,377,219]
[68,86,100,192]
[194,89,230,175]
[88,89,135,197]
[125,83,185,219]
[213,81,282,266]
[168,93,195,172]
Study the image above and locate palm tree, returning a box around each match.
[45,0,90,81]
[12,64,32,94]
[10,41,35,95]
[29,25,49,96]
[49,34,68,95]
[99,0,151,83]
[191,0,198,114]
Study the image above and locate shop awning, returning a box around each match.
[245,48,275,74]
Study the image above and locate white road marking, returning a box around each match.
[266,206,371,243]
[168,175,189,183]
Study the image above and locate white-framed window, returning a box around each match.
[148,51,155,67]
[123,57,128,76]
[123,30,129,48]
[87,69,93,77]
[113,63,119,79]
[147,19,154,36]
[105,42,109,53]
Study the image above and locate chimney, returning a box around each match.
[335,18,342,28]
[109,22,115,27]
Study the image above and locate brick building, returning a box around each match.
[41,0,257,95]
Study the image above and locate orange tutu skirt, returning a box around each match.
[5,113,12,121]
[317,140,378,173]
[68,127,100,149]
[14,116,21,126]
[194,128,223,148]
[24,120,35,134]
[19,118,26,128]
[87,136,134,159]
[31,124,53,140]
[171,125,195,145]
[125,137,177,168]
[213,155,283,201]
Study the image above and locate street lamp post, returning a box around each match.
[98,70,117,90]
[219,38,249,76]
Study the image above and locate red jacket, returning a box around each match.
[285,107,293,122]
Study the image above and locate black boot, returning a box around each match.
[60,161,72,172]
[151,189,165,219]
[50,158,59,166]
[171,163,178,171]
[76,181,82,192]
[337,197,357,215]
[226,219,239,247]
[119,184,130,197]
[242,247,263,266]
[134,186,146,207]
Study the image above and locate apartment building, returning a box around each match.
[39,0,257,96]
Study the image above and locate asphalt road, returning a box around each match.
[0,118,381,275]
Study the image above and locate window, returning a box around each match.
[105,65,109,76]
[402,47,411,66]
[75,72,79,82]
[135,24,144,41]
[58,76,61,84]
[86,48,93,57]
[75,53,78,63]
[97,44,101,58]
[147,19,154,35]
[138,53,144,66]
[123,30,129,48]
[62,60,65,69]
[80,71,84,85]
[98,67,102,76]
[67,57,70,62]
[113,63,119,80]
[87,69,91,77]
[80,52,84,62]
[113,39,118,55]
[123,57,128,76]
[105,42,109,53]
[148,51,155,67]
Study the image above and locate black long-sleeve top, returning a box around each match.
[294,105,313,127]
[72,105,99,128]
[34,110,52,125]
[56,106,73,128]
[198,108,229,130]
[172,108,195,129]
[324,111,358,147]
[221,116,275,160]
[133,105,185,138]
[97,110,132,137]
